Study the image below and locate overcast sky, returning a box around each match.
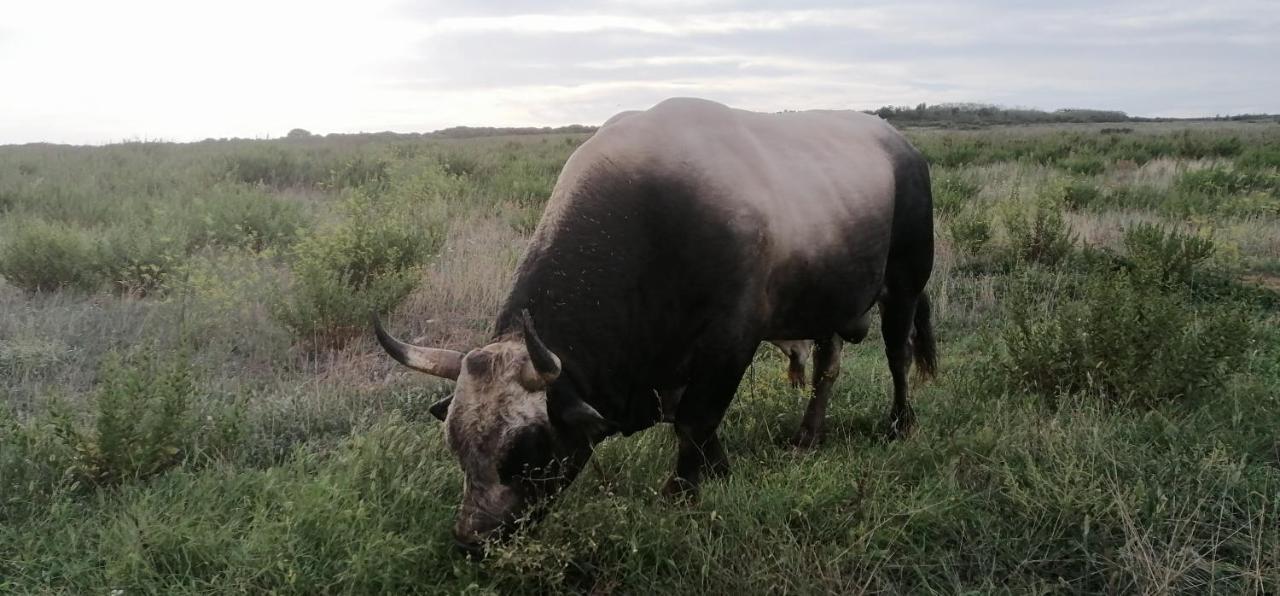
[2,0,1277,145]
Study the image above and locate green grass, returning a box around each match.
[2,121,1279,593]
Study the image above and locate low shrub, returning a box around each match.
[1,350,243,517]
[948,206,993,258]
[224,146,329,188]
[918,137,988,167]
[327,155,391,191]
[1004,269,1251,405]
[96,225,183,296]
[1003,200,1077,267]
[485,155,560,207]
[0,219,102,292]
[189,187,307,251]
[1236,145,1280,170]
[1059,180,1103,211]
[1122,223,1215,289]
[1177,167,1276,196]
[53,352,203,487]
[932,175,980,217]
[1057,154,1106,176]
[272,190,445,344]
[435,149,488,178]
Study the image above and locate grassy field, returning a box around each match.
[2,119,1279,594]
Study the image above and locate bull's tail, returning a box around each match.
[912,292,938,380]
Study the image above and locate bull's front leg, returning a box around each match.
[662,421,730,498]
[661,345,755,499]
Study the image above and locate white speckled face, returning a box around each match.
[441,339,557,543]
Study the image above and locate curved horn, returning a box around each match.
[372,314,463,380]
[520,309,561,387]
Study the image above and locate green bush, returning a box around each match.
[189,187,307,251]
[55,352,202,487]
[485,154,560,206]
[96,225,183,296]
[1059,180,1103,210]
[272,190,444,344]
[435,148,488,177]
[1177,167,1276,196]
[327,155,391,191]
[1122,223,1215,288]
[948,206,992,257]
[0,219,102,292]
[224,146,330,188]
[918,137,988,167]
[1003,200,1077,267]
[932,175,980,217]
[1004,270,1251,405]
[1237,145,1280,170]
[1057,154,1105,176]
[1,351,243,517]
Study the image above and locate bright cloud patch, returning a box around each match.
[0,0,1276,143]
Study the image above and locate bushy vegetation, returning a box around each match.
[1004,269,1250,406]
[2,120,1278,593]
[1121,223,1216,289]
[271,189,445,345]
[0,218,102,292]
[1002,198,1077,267]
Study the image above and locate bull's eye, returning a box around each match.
[498,426,554,486]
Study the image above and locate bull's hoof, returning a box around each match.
[661,476,700,501]
[790,427,823,449]
[885,406,916,441]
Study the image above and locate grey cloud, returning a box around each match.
[378,0,1278,119]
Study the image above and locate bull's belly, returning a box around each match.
[762,266,884,340]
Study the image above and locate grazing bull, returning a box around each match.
[373,98,936,555]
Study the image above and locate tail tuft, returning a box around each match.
[912,292,938,380]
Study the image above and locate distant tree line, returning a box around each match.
[868,103,1132,126]
[274,125,598,143]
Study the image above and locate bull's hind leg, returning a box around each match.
[770,341,810,388]
[880,289,920,440]
[791,335,842,448]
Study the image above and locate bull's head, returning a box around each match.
[373,310,612,556]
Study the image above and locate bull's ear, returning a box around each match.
[558,399,617,439]
[429,395,453,422]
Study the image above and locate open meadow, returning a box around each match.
[2,119,1279,593]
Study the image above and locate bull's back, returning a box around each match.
[544,98,920,338]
